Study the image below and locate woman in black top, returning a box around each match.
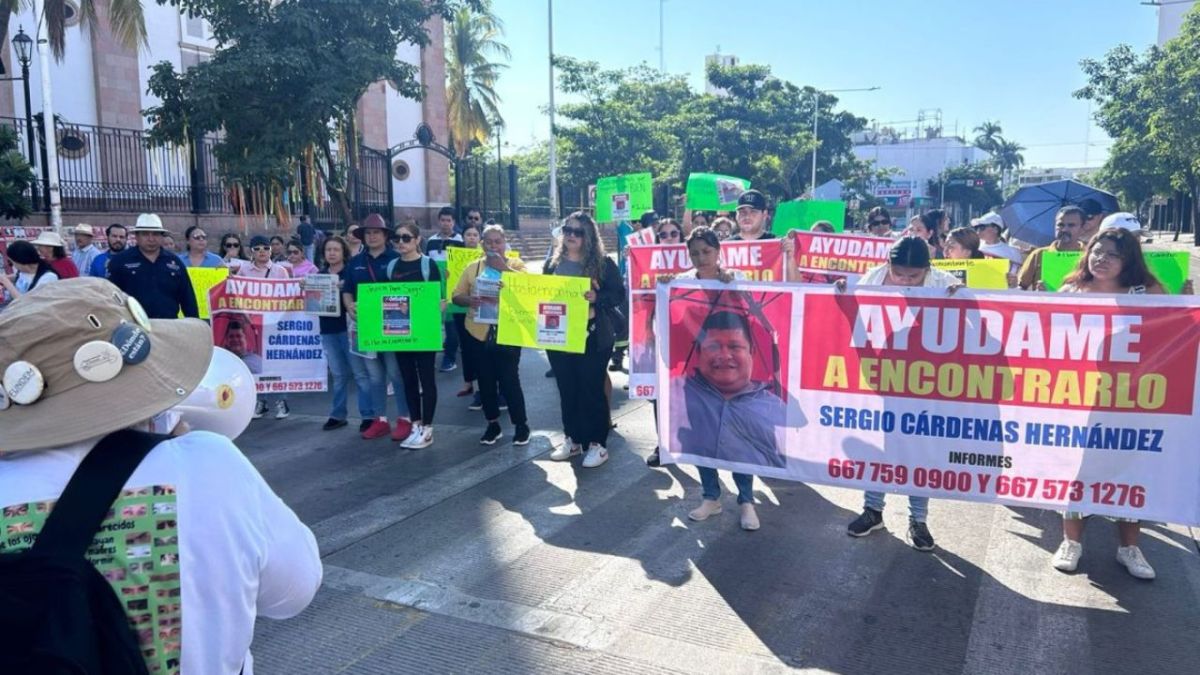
[388,222,442,450]
[316,236,375,431]
[543,211,626,469]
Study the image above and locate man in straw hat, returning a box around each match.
[106,214,198,319]
[0,277,321,673]
[70,223,101,277]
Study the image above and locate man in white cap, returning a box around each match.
[71,223,101,277]
[106,214,198,319]
[971,212,1024,267]
[0,277,321,673]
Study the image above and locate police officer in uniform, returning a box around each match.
[107,213,199,319]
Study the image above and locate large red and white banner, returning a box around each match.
[657,280,1200,524]
[626,240,784,399]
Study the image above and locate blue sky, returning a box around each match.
[489,0,1163,170]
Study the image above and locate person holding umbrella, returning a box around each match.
[1016,206,1086,290]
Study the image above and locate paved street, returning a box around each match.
[244,336,1200,675]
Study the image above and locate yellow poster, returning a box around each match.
[444,246,519,313]
[496,272,590,353]
[186,266,229,319]
[932,258,1009,289]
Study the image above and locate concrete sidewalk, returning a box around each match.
[242,348,1200,674]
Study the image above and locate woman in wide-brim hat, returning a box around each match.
[29,230,79,279]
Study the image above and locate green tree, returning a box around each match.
[144,0,462,226]
[0,125,33,219]
[1146,5,1200,240]
[0,0,147,59]
[927,165,1002,216]
[446,0,510,157]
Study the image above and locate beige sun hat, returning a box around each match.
[29,230,66,248]
[72,223,95,237]
[0,277,213,452]
[131,213,168,233]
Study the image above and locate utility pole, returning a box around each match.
[33,0,62,233]
[547,0,558,219]
[658,0,666,71]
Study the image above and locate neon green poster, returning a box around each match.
[1042,250,1189,293]
[595,173,653,223]
[772,200,846,235]
[496,272,590,353]
[356,281,443,351]
[932,258,1010,289]
[685,173,750,210]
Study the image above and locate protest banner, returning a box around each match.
[182,267,229,319]
[496,272,590,353]
[595,173,653,223]
[627,240,784,399]
[931,258,1010,289]
[625,226,656,248]
[356,281,442,351]
[209,278,326,394]
[1042,250,1190,293]
[685,173,750,210]
[657,279,1200,524]
[772,200,846,235]
[790,231,892,284]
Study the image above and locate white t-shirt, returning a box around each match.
[0,431,321,675]
[15,269,59,293]
[860,263,960,288]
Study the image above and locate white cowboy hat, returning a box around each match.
[29,231,66,248]
[72,223,95,237]
[131,213,168,233]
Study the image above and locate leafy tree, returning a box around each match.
[1146,5,1200,240]
[144,0,464,226]
[0,124,33,219]
[0,0,147,59]
[927,164,1001,216]
[446,0,510,157]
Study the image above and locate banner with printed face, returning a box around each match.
[657,280,1200,524]
[790,231,893,284]
[496,272,590,353]
[595,173,653,223]
[209,278,327,394]
[356,281,443,351]
[1042,250,1191,294]
[627,240,784,399]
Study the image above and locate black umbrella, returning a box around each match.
[1000,180,1118,247]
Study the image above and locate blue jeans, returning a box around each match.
[322,332,373,420]
[359,352,409,420]
[441,320,458,368]
[699,467,755,504]
[864,492,929,522]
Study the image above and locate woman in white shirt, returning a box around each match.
[1,240,59,299]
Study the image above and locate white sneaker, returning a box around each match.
[581,443,609,468]
[253,399,266,419]
[401,424,433,450]
[274,399,290,420]
[688,499,722,521]
[1116,545,1156,580]
[1051,539,1083,572]
[739,503,760,531]
[549,436,582,461]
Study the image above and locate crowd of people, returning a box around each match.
[0,190,1192,672]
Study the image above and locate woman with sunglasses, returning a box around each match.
[232,235,293,420]
[710,216,735,241]
[180,226,225,268]
[387,222,442,450]
[545,212,626,469]
[219,233,246,262]
[1049,228,1176,580]
[315,236,374,431]
[285,238,319,277]
[655,218,683,244]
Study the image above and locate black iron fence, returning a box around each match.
[0,117,391,222]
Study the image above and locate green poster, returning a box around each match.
[772,200,846,235]
[1041,250,1190,293]
[356,281,443,351]
[496,272,590,353]
[685,173,751,210]
[595,173,653,223]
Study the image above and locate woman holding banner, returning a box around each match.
[843,237,961,551]
[232,235,294,420]
[671,227,762,531]
[452,224,531,446]
[316,236,374,431]
[387,222,442,450]
[545,212,625,469]
[1050,228,1172,579]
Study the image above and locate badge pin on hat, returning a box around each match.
[4,360,45,405]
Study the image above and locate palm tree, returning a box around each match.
[445,0,510,158]
[0,0,147,60]
[994,139,1025,174]
[973,120,1003,154]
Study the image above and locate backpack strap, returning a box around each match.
[31,429,168,559]
[421,255,431,281]
[385,257,398,280]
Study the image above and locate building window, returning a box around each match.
[57,127,90,160]
[63,0,81,27]
[185,15,206,39]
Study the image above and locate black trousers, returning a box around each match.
[453,313,478,383]
[466,332,527,426]
[547,323,614,447]
[395,351,437,424]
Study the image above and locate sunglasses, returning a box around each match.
[561,226,585,238]
[190,234,207,240]
[223,243,240,249]
[251,245,270,252]
[658,230,681,240]
[287,249,302,256]
[870,219,890,226]
[394,234,416,243]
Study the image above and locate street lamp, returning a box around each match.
[810,86,880,195]
[9,27,38,208]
